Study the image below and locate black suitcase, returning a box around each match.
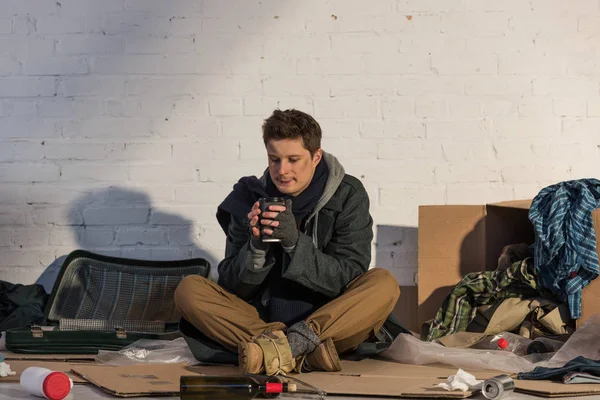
[6,250,210,354]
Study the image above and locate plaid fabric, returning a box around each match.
[529,179,600,320]
[425,259,540,341]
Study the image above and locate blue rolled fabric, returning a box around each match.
[529,179,600,319]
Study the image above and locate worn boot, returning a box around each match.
[238,330,296,376]
[297,337,342,373]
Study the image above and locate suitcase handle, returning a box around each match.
[30,324,128,339]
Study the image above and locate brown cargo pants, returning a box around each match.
[174,268,400,355]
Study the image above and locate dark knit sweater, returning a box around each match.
[265,159,329,326]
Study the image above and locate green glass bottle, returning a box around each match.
[180,375,297,399]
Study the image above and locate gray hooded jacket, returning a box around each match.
[215,152,374,303]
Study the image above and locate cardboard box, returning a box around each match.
[418,200,600,331]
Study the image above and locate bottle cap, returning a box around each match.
[497,338,508,350]
[42,371,71,400]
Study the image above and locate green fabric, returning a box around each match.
[0,281,48,332]
[425,258,543,341]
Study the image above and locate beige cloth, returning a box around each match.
[174,268,400,355]
[437,297,573,348]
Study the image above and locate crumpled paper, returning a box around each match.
[0,362,15,377]
[437,369,483,392]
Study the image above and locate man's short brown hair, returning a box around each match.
[262,109,322,156]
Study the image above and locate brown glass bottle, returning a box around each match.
[180,375,297,399]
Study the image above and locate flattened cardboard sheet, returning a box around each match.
[299,374,472,398]
[70,359,476,398]
[2,351,96,361]
[0,360,88,383]
[70,363,237,397]
[300,359,493,398]
[68,358,600,398]
[515,379,600,398]
[333,359,486,378]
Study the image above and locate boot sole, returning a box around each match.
[322,338,342,371]
[238,342,263,374]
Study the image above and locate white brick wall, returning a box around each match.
[1,0,599,288]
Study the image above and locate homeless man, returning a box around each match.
[175,109,400,375]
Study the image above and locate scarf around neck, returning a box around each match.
[265,157,329,225]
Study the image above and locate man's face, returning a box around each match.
[266,138,322,197]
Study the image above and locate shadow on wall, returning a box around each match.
[36,186,219,293]
[375,225,419,333]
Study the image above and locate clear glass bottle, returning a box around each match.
[180,375,297,400]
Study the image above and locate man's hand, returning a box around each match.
[247,201,268,251]
[262,199,299,248]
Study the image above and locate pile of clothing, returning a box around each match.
[0,280,47,333]
[423,179,600,349]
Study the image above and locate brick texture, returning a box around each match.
[0,0,599,287]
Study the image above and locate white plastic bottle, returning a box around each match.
[20,367,73,400]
